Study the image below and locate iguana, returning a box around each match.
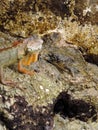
[0,35,43,86]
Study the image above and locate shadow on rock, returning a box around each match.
[53,91,97,122]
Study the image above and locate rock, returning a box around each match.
[0,0,98,129]
[74,0,98,24]
[0,32,98,129]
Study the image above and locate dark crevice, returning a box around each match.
[84,53,98,66]
[0,95,53,130]
[78,47,98,66]
[53,91,97,122]
[0,112,13,130]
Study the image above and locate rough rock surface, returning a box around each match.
[0,0,98,130]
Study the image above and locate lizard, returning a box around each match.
[0,35,43,86]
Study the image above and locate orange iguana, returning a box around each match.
[0,35,43,86]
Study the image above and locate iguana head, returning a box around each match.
[23,35,43,52]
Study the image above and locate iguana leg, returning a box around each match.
[0,67,4,84]
[0,67,16,86]
[18,53,39,75]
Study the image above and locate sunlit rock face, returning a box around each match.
[0,0,75,37]
[74,0,98,24]
[0,0,98,38]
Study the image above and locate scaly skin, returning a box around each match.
[0,35,43,86]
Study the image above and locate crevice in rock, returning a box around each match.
[53,91,97,122]
[84,53,98,66]
[78,47,98,66]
